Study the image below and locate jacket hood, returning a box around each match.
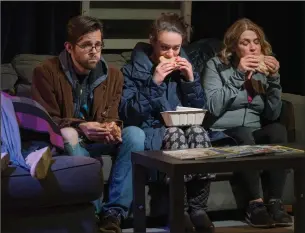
[58,49,108,91]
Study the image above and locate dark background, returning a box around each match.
[2,1,304,95]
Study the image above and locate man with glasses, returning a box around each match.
[31,15,145,233]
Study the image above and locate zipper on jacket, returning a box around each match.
[242,103,249,126]
[242,84,250,127]
[75,80,82,118]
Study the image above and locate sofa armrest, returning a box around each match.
[279,99,296,142]
[2,156,104,210]
[261,99,296,143]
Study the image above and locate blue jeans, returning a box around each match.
[64,126,145,219]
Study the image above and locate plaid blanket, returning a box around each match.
[2,92,64,150]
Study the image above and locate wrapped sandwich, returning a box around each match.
[100,122,122,141]
[256,55,269,76]
[159,56,179,68]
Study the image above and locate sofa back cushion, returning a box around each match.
[184,38,223,86]
[1,63,18,91]
[11,54,55,84]
[103,53,130,70]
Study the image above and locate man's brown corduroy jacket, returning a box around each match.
[31,52,123,129]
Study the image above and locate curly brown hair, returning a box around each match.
[219,18,272,64]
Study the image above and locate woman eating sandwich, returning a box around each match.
[203,18,292,229]
[119,13,215,233]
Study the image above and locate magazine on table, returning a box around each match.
[162,147,231,160]
[162,145,304,160]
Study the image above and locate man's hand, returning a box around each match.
[79,122,111,143]
[100,122,122,144]
[152,60,176,85]
[238,55,260,73]
[264,56,280,76]
[176,56,194,82]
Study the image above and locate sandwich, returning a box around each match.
[159,56,176,63]
[256,55,269,76]
[159,56,180,70]
[100,122,122,140]
[111,124,121,139]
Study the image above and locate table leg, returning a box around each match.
[294,166,305,233]
[133,163,147,233]
[169,173,185,233]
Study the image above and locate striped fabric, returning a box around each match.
[2,92,64,150]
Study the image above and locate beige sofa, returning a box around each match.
[1,52,299,217]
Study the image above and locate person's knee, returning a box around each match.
[122,126,145,150]
[227,126,255,145]
[163,127,185,142]
[61,127,79,146]
[185,125,207,135]
[165,127,185,136]
[184,126,211,148]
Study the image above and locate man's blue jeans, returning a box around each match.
[64,126,145,219]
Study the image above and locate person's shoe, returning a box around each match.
[1,152,10,172]
[267,199,293,227]
[99,211,122,233]
[245,201,275,228]
[189,209,215,233]
[25,146,52,179]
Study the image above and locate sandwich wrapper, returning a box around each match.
[161,106,207,127]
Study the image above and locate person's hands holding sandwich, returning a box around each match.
[153,56,194,85]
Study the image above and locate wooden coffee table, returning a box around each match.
[132,144,305,233]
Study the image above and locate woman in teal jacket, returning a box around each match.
[203,18,291,228]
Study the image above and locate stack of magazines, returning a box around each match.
[162,145,304,160]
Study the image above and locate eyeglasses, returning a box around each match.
[76,41,104,53]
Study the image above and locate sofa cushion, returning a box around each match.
[184,38,223,85]
[103,54,127,70]
[1,155,103,211]
[101,154,112,182]
[1,63,18,91]
[282,93,305,144]
[2,204,98,233]
[11,54,54,84]
[15,83,32,98]
[121,51,132,63]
